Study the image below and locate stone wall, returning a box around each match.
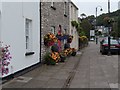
[41,1,69,62]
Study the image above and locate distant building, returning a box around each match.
[118,1,120,9]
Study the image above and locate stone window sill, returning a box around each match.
[25,52,35,56]
[64,14,67,17]
[51,6,56,10]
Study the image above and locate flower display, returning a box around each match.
[80,36,87,41]
[44,33,57,47]
[63,48,77,56]
[44,52,60,65]
[59,51,67,62]
[63,48,72,56]
[50,52,60,63]
[71,48,77,56]
[67,35,73,43]
[0,43,12,76]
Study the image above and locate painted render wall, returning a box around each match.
[69,2,79,50]
[1,2,40,77]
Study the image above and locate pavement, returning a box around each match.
[2,41,119,89]
[2,49,82,89]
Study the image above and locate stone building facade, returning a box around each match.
[41,1,70,62]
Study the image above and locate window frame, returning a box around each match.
[50,26,55,34]
[64,2,67,17]
[25,18,34,56]
[51,0,56,10]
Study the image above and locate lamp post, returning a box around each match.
[95,6,103,44]
[108,0,111,55]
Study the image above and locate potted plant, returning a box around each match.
[71,48,77,56]
[44,52,60,65]
[59,51,67,62]
[44,33,56,47]
[67,35,73,43]
[0,44,12,76]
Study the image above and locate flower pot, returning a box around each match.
[60,56,66,62]
[71,51,76,56]
[46,59,56,65]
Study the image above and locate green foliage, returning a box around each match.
[117,16,120,37]
[80,13,86,19]
[96,10,120,26]
[71,21,78,28]
[43,52,56,65]
[79,31,86,36]
[96,9,120,37]
[81,18,92,38]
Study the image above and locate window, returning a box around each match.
[64,29,67,35]
[51,0,56,10]
[25,19,32,52]
[64,2,67,17]
[51,26,55,34]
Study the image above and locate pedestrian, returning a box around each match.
[96,36,98,44]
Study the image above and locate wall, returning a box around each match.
[0,1,1,43]
[69,2,79,50]
[1,2,40,77]
[118,1,120,9]
[41,1,69,61]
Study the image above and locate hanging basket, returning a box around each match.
[44,33,56,47]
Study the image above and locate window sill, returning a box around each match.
[25,52,35,56]
[64,14,67,17]
[51,6,56,10]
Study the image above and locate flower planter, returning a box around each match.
[71,51,77,56]
[46,59,56,65]
[60,56,66,62]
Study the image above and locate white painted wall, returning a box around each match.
[118,1,120,9]
[1,2,40,77]
[69,2,79,50]
[0,1,1,42]
[0,0,1,12]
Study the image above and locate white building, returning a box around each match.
[69,1,79,50]
[0,2,40,78]
[118,1,120,9]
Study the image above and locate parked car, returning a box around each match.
[100,39,120,54]
[118,38,120,44]
[90,38,94,41]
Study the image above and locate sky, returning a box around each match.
[71,0,120,17]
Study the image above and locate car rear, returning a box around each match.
[101,39,120,54]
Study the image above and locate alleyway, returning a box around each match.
[2,41,118,89]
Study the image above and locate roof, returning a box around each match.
[69,0,78,10]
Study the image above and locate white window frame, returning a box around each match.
[25,18,32,52]
[51,26,55,34]
[51,0,54,7]
[64,2,67,15]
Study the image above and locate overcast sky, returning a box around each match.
[71,0,120,17]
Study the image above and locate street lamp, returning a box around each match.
[95,5,103,44]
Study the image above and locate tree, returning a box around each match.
[80,13,86,19]
[117,16,120,37]
[81,18,92,38]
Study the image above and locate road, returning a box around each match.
[69,41,118,88]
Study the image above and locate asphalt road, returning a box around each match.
[69,41,118,89]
